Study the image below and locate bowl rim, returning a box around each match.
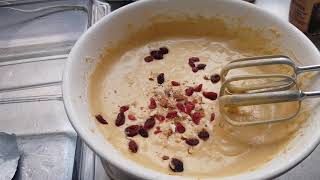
[62,0,320,179]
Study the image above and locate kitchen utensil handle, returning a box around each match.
[297,64,320,74]
[303,91,320,99]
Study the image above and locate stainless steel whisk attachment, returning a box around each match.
[219,55,320,126]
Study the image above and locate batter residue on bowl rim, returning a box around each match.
[89,17,309,178]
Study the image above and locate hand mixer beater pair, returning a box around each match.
[219,55,320,126]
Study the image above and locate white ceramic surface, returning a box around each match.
[62,0,320,179]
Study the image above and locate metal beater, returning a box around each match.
[219,55,320,126]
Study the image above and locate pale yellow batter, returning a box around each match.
[89,18,308,178]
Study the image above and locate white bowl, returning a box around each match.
[63,0,320,179]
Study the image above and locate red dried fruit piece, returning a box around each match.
[144,117,156,130]
[176,103,185,112]
[197,64,206,70]
[148,98,157,109]
[185,101,195,115]
[198,129,210,141]
[203,91,218,100]
[189,57,200,63]
[125,125,140,137]
[193,84,203,92]
[154,126,162,134]
[185,87,194,96]
[95,114,108,124]
[169,158,184,172]
[144,56,154,62]
[210,112,215,122]
[155,114,165,122]
[185,138,200,146]
[175,122,186,133]
[120,105,129,113]
[157,73,165,84]
[162,156,169,160]
[191,112,202,125]
[166,111,178,119]
[159,47,169,54]
[150,50,163,60]
[192,67,198,73]
[171,81,180,86]
[128,140,138,153]
[139,127,149,138]
[188,61,196,68]
[115,112,125,126]
[210,74,221,83]
[128,114,136,121]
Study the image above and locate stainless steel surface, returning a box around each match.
[0,133,20,180]
[219,55,320,126]
[220,56,297,93]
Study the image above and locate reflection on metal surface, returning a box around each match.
[91,0,110,26]
[0,0,110,105]
[0,133,20,180]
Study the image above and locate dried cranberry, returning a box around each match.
[169,158,184,172]
[155,114,165,122]
[154,126,162,134]
[120,105,129,113]
[185,87,194,96]
[95,114,108,124]
[210,74,221,83]
[148,98,157,109]
[198,129,210,141]
[162,156,169,160]
[157,73,165,84]
[150,50,163,60]
[171,81,180,86]
[144,56,154,62]
[192,67,198,73]
[128,114,136,121]
[115,112,125,126]
[128,140,138,153]
[139,127,149,138]
[185,138,200,146]
[175,122,185,133]
[166,111,178,119]
[197,64,206,70]
[193,84,203,92]
[159,47,169,54]
[210,112,215,122]
[189,57,200,63]
[125,125,140,137]
[191,112,202,125]
[144,117,156,130]
[203,91,218,100]
[188,61,196,68]
[185,101,195,115]
[176,103,185,112]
